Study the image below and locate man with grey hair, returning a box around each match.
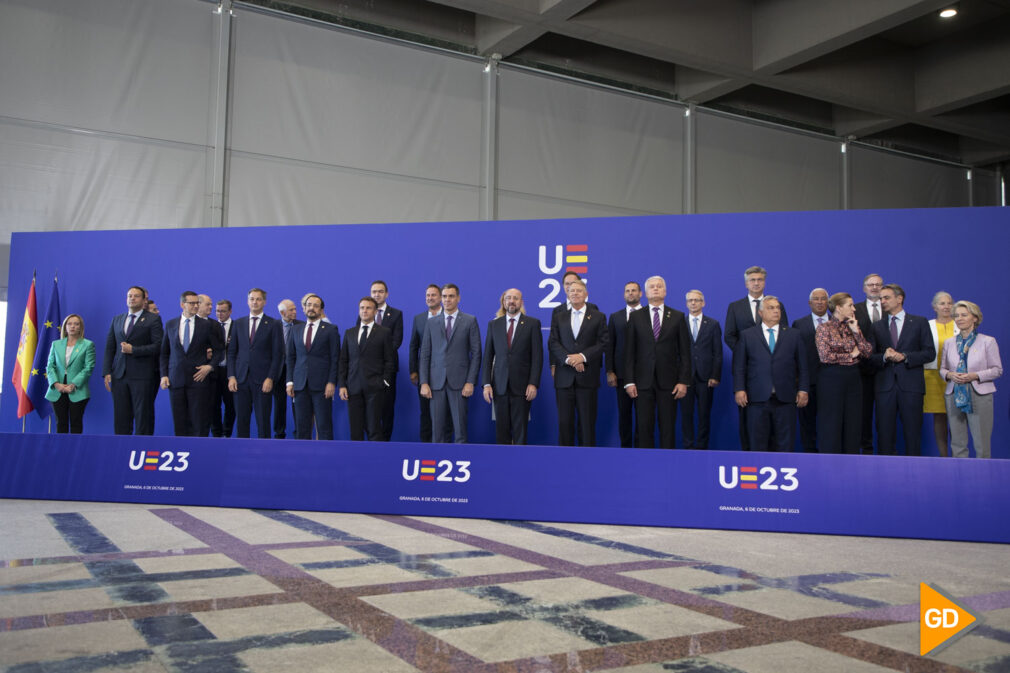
[273,298,302,438]
[725,266,788,450]
[624,275,691,449]
[791,288,830,452]
[680,289,722,449]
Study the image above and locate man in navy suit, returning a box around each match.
[791,288,830,452]
[549,279,608,447]
[482,288,543,445]
[853,273,885,453]
[362,281,403,440]
[624,276,690,449]
[340,297,396,441]
[606,281,642,448]
[724,266,789,450]
[409,284,445,442]
[732,296,809,452]
[104,286,164,435]
[210,299,236,437]
[228,288,283,439]
[680,289,722,449]
[273,299,302,438]
[286,294,340,440]
[419,284,482,443]
[871,284,935,456]
[160,291,226,437]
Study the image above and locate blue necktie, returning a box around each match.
[767,327,775,353]
[182,318,191,351]
[692,317,699,342]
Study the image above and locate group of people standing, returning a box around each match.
[40,269,1002,457]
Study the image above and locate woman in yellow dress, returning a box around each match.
[924,291,954,456]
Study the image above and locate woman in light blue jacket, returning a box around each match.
[45,314,96,433]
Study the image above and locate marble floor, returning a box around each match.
[1,499,1008,673]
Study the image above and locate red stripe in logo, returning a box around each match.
[740,466,758,473]
[566,244,588,252]
[740,483,757,490]
[566,266,588,273]
[421,460,437,466]
[420,475,434,481]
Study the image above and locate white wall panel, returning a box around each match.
[229,10,483,186]
[498,70,683,214]
[0,0,214,146]
[851,147,969,209]
[226,153,480,228]
[0,121,207,243]
[496,191,655,221]
[696,112,840,213]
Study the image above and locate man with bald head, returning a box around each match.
[792,288,830,452]
[482,288,543,445]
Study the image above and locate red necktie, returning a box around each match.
[507,318,515,349]
[249,316,258,344]
[305,323,313,351]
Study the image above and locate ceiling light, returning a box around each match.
[939,6,958,18]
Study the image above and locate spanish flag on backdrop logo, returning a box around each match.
[11,273,39,420]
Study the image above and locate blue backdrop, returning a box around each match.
[4,207,1009,456]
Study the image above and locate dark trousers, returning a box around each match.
[294,389,333,440]
[210,370,235,437]
[272,365,292,438]
[111,377,156,435]
[418,387,452,442]
[348,388,386,441]
[379,378,396,441]
[169,383,212,437]
[797,383,819,452]
[634,386,677,449]
[818,364,862,454]
[746,396,796,452]
[493,391,531,445]
[234,379,273,439]
[859,369,876,453]
[615,379,636,448]
[556,385,597,446]
[679,377,714,449]
[875,387,924,456]
[737,406,750,450]
[52,394,88,434]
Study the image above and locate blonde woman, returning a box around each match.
[45,314,97,433]
[940,301,1003,458]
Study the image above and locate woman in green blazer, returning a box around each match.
[45,314,96,433]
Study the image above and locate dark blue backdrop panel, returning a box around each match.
[4,207,1009,456]
[1,433,1007,544]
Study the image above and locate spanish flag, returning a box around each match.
[11,274,38,419]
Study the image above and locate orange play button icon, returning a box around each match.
[920,583,982,656]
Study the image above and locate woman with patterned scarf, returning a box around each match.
[940,301,1003,458]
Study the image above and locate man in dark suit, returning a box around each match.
[273,299,302,438]
[419,284,482,443]
[791,288,830,452]
[228,288,283,439]
[724,266,789,450]
[733,296,809,452]
[482,288,543,445]
[209,299,236,437]
[286,294,340,440]
[359,280,403,440]
[680,289,722,450]
[870,283,935,456]
[549,279,608,446]
[606,281,642,448]
[624,276,691,449]
[409,284,446,442]
[340,296,396,441]
[853,273,884,454]
[160,291,225,437]
[103,286,164,435]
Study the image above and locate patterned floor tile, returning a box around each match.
[430,618,593,663]
[699,586,856,620]
[0,587,121,618]
[179,506,324,545]
[267,545,368,565]
[0,562,92,587]
[195,603,339,640]
[502,577,630,604]
[705,641,896,673]
[363,588,507,620]
[239,637,420,673]
[845,618,1010,667]
[583,602,742,641]
[156,574,283,602]
[0,620,148,667]
[307,563,430,589]
[82,509,205,553]
[133,553,242,574]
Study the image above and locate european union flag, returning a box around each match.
[27,274,61,419]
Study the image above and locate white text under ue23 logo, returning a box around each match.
[718,465,798,491]
[402,459,471,483]
[128,450,190,472]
